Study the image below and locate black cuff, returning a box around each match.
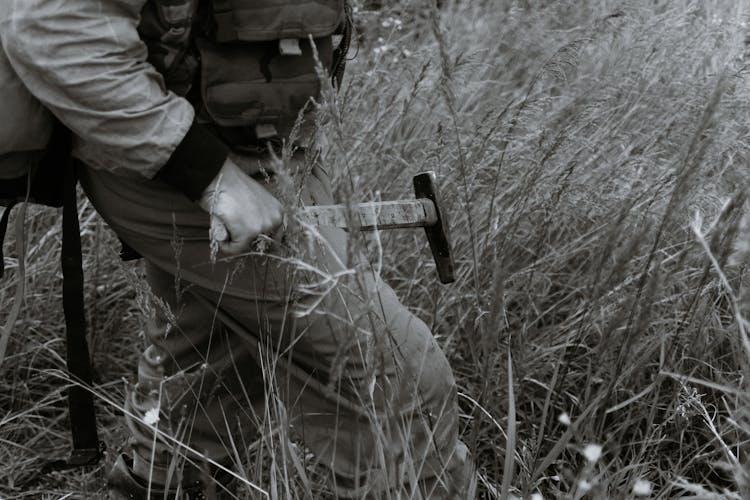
[155,120,229,201]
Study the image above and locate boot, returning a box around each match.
[107,454,223,500]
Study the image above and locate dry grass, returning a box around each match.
[3,0,750,498]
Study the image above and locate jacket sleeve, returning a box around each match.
[0,0,228,200]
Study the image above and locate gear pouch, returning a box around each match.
[211,0,344,42]
[198,37,333,140]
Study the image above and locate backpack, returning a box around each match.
[0,0,352,472]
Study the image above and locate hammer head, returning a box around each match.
[413,172,455,284]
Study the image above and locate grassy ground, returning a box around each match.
[2,0,750,498]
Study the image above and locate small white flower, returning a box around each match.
[144,407,160,426]
[578,479,593,493]
[633,479,652,496]
[558,412,571,426]
[381,17,403,29]
[582,443,603,463]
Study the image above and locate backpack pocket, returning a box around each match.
[197,38,333,141]
[211,0,344,42]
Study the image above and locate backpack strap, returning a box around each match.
[0,200,24,367]
[43,158,104,471]
[63,159,104,466]
[0,200,17,279]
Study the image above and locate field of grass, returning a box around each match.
[2,0,750,498]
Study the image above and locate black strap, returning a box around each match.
[43,160,103,471]
[0,202,17,279]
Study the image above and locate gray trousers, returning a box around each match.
[80,155,472,498]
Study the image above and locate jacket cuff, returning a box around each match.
[155,120,229,201]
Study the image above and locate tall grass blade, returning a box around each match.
[500,350,516,499]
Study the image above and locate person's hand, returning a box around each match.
[198,158,283,254]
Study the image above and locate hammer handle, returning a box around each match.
[208,199,438,242]
[299,199,438,230]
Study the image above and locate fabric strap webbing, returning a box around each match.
[51,159,103,468]
[0,200,24,367]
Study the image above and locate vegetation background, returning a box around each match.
[2,0,750,498]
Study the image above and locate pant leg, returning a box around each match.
[79,156,473,497]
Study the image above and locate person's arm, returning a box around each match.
[0,0,226,199]
[1,0,282,250]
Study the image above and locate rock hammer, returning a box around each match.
[214,171,455,284]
